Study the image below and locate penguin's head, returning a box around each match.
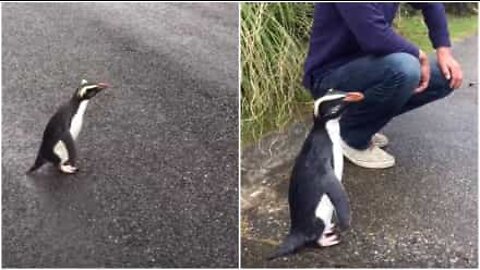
[313,89,364,122]
[75,79,110,100]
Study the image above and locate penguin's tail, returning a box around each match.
[27,155,46,174]
[267,232,306,260]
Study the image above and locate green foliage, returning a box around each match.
[398,3,478,17]
[241,3,313,144]
[396,15,478,52]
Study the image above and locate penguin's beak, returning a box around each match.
[96,82,110,90]
[343,92,364,102]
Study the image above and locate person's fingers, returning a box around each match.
[448,66,455,89]
[456,68,463,88]
[420,65,431,93]
[415,57,431,94]
[439,61,451,80]
[415,79,428,93]
[450,69,457,89]
[449,64,463,89]
[414,84,426,93]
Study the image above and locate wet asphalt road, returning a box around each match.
[2,3,238,268]
[241,35,477,267]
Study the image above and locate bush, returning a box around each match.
[241,3,313,144]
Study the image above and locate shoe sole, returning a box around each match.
[343,153,395,169]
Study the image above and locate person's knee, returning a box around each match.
[363,53,420,105]
[384,53,421,89]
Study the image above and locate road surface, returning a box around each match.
[3,3,238,268]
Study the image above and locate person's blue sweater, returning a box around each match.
[303,3,451,90]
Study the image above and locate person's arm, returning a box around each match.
[409,3,451,49]
[335,3,420,57]
[411,3,462,89]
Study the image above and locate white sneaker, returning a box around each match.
[341,140,395,169]
[372,133,389,148]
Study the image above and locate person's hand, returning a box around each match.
[436,47,463,89]
[415,50,431,93]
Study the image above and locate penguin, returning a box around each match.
[268,89,364,260]
[27,79,110,174]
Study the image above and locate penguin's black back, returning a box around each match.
[36,99,81,162]
[269,121,351,259]
[289,127,332,233]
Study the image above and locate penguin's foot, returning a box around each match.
[59,164,79,174]
[323,224,335,235]
[318,224,340,247]
[318,233,340,247]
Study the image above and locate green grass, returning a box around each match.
[396,15,478,52]
[241,3,313,145]
[241,4,478,146]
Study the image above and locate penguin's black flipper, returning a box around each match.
[61,132,77,166]
[267,232,306,260]
[323,174,351,231]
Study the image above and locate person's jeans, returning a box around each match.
[311,52,454,150]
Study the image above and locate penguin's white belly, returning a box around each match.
[70,101,88,140]
[326,119,343,180]
[315,119,343,226]
[315,195,334,227]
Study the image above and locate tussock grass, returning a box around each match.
[241,3,313,145]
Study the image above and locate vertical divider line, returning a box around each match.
[237,2,242,269]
